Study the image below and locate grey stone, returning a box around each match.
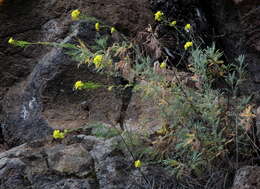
[2,20,100,147]
[0,157,30,189]
[0,140,98,188]
[90,136,132,189]
[46,143,94,177]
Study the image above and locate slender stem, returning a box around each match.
[118,130,150,185]
[105,114,150,185]
[235,116,238,169]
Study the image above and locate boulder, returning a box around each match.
[46,143,94,177]
[0,137,97,188]
[0,157,30,189]
[0,133,176,189]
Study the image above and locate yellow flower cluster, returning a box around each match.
[71,9,80,20]
[184,24,191,32]
[74,81,84,90]
[8,37,15,45]
[95,22,100,31]
[160,62,167,69]
[154,11,164,22]
[110,27,116,34]
[134,160,142,168]
[93,54,103,68]
[184,41,193,50]
[53,130,65,139]
[169,20,177,27]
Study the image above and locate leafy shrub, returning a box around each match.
[133,43,256,185]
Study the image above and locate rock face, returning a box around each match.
[231,166,260,189]
[0,135,132,188]
[1,0,259,147]
[2,21,81,146]
[0,132,178,189]
[46,143,94,177]
[237,0,260,87]
[0,0,154,147]
[149,0,260,93]
[2,20,129,147]
[0,0,153,147]
[204,0,260,92]
[0,0,153,89]
[0,137,97,189]
[0,127,186,189]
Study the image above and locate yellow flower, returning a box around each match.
[240,105,256,118]
[95,22,100,31]
[184,41,193,50]
[134,160,142,168]
[71,9,80,20]
[184,24,191,32]
[8,37,15,45]
[74,81,84,90]
[169,20,177,27]
[53,130,65,139]
[154,11,164,22]
[93,54,103,68]
[160,62,167,69]
[110,27,116,34]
